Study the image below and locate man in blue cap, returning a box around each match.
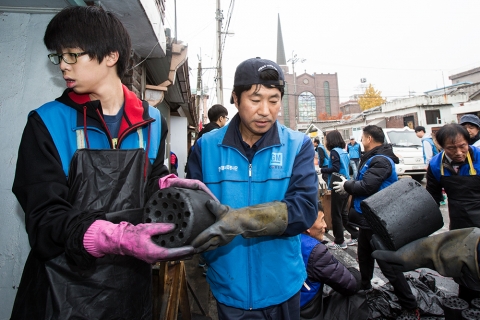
[187,57,318,320]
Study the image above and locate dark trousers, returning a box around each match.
[331,191,357,244]
[357,227,417,310]
[217,291,300,320]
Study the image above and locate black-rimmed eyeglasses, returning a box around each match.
[48,52,88,65]
[224,116,229,121]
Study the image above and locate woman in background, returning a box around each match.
[320,131,357,250]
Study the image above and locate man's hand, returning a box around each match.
[372,228,480,287]
[332,175,347,195]
[159,174,218,201]
[191,200,288,253]
[83,220,194,263]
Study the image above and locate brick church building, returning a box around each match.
[275,15,341,131]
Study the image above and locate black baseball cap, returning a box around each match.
[230,57,285,103]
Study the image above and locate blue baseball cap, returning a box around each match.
[460,114,480,128]
[230,57,284,103]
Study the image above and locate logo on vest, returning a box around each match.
[270,152,283,168]
[218,165,238,172]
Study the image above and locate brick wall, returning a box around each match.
[385,112,418,128]
[278,72,340,129]
[122,50,143,98]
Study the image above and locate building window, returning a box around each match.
[298,91,317,123]
[425,110,441,125]
[324,81,331,115]
[404,116,414,129]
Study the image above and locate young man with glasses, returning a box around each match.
[10,6,207,319]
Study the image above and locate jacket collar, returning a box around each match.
[221,113,280,156]
[361,144,400,164]
[55,85,153,137]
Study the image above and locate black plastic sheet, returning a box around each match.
[322,275,445,319]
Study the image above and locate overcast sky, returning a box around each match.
[164,0,480,117]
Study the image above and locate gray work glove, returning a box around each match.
[372,228,480,282]
[191,200,288,253]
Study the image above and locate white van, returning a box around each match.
[382,127,426,182]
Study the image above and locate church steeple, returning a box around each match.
[276,14,287,67]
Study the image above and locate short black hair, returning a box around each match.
[317,200,324,212]
[363,125,385,144]
[232,68,285,105]
[325,130,346,151]
[44,6,132,78]
[208,104,228,122]
[435,124,470,148]
[313,137,320,144]
[414,126,426,133]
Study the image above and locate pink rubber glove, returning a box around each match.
[159,174,218,201]
[83,220,194,263]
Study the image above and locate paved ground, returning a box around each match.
[183,177,458,319]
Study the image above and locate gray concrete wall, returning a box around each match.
[0,11,64,319]
[170,116,188,178]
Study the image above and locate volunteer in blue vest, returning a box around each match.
[318,130,356,250]
[300,200,360,320]
[426,123,480,301]
[332,125,419,319]
[316,136,330,183]
[187,57,318,320]
[414,126,439,166]
[347,136,361,178]
[10,6,204,319]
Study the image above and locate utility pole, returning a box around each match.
[287,50,306,131]
[215,0,224,105]
[196,58,202,131]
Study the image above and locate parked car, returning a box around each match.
[383,127,426,182]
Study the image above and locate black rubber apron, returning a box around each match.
[440,152,480,230]
[43,148,152,320]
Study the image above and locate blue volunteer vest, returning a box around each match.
[327,147,350,186]
[300,234,322,307]
[200,123,307,310]
[422,137,439,164]
[318,144,330,167]
[353,155,398,213]
[34,100,161,176]
[348,142,361,159]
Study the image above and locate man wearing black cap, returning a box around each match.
[187,57,318,319]
[460,114,480,147]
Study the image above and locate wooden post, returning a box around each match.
[152,261,192,320]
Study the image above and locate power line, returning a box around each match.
[305,59,470,73]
